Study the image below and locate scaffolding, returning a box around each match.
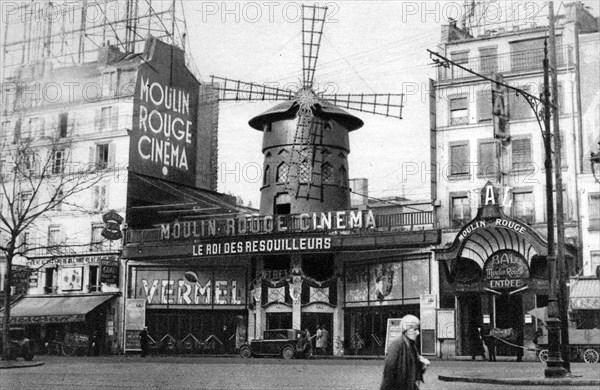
[1,0,197,80]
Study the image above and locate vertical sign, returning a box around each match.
[384,318,403,355]
[130,39,199,184]
[436,309,456,340]
[420,294,437,355]
[492,73,510,140]
[124,299,146,352]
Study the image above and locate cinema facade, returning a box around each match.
[122,208,441,356]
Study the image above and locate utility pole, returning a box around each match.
[548,0,570,373]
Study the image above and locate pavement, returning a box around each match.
[1,354,598,387]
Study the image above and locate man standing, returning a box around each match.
[316,325,323,355]
[380,315,429,390]
[139,327,149,358]
[320,326,329,355]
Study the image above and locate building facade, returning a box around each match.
[431,3,599,360]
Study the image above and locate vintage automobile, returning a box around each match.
[239,329,310,359]
[0,327,35,361]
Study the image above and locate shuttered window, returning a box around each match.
[450,142,470,176]
[479,47,498,74]
[512,138,532,171]
[450,97,468,125]
[477,89,493,122]
[478,140,497,177]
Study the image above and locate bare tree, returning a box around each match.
[1,135,108,360]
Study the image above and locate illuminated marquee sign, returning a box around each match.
[130,40,199,184]
[483,250,529,289]
[160,209,376,240]
[191,237,331,257]
[458,218,527,242]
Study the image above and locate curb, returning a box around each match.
[438,375,600,387]
[0,361,45,370]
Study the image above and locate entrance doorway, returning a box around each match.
[494,294,524,357]
[457,294,483,356]
[266,312,292,329]
[301,313,333,354]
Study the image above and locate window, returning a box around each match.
[102,71,116,96]
[451,194,471,228]
[513,189,535,224]
[20,231,31,253]
[449,141,470,176]
[89,265,100,292]
[510,37,563,71]
[322,162,334,184]
[589,194,600,230]
[263,164,270,185]
[12,119,21,143]
[477,89,493,122]
[18,191,32,214]
[298,160,311,183]
[591,252,600,276]
[512,138,533,171]
[100,107,112,131]
[91,224,104,252]
[29,117,43,137]
[478,140,497,177]
[58,113,68,138]
[337,166,347,187]
[47,225,61,253]
[449,97,468,125]
[479,47,498,74]
[508,85,534,120]
[52,150,65,174]
[1,121,11,143]
[93,185,107,211]
[55,189,64,211]
[96,144,109,169]
[44,268,55,294]
[276,163,289,183]
[451,51,468,78]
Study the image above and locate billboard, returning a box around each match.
[130,39,199,184]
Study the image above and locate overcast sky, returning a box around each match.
[183,1,442,207]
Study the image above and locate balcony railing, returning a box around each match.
[439,45,573,81]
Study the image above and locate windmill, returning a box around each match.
[210,5,404,215]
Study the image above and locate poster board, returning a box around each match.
[436,309,455,340]
[124,299,146,352]
[384,318,403,355]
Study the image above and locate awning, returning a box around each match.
[0,294,116,325]
[570,278,600,310]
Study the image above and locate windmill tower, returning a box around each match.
[211,5,404,215]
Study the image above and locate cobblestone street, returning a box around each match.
[1,356,596,390]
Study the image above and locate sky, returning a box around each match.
[182,1,443,207]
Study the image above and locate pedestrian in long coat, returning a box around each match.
[139,327,149,358]
[380,315,428,390]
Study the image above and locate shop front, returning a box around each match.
[123,209,440,356]
[436,182,576,360]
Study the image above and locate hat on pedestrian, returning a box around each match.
[400,314,420,333]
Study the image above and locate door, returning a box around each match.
[457,294,483,356]
[494,294,524,357]
[301,313,333,354]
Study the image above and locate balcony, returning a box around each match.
[439,45,573,81]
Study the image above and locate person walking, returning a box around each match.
[305,328,313,358]
[380,315,430,390]
[139,327,149,358]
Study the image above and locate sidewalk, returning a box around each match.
[437,361,600,387]
[0,360,44,369]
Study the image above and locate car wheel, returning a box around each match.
[583,348,599,364]
[538,349,549,363]
[281,346,295,360]
[239,345,252,358]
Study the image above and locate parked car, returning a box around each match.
[0,327,35,361]
[239,329,310,359]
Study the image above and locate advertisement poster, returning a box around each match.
[124,299,146,352]
[59,267,83,291]
[437,309,456,340]
[384,318,403,355]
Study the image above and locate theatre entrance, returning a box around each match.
[494,294,524,357]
